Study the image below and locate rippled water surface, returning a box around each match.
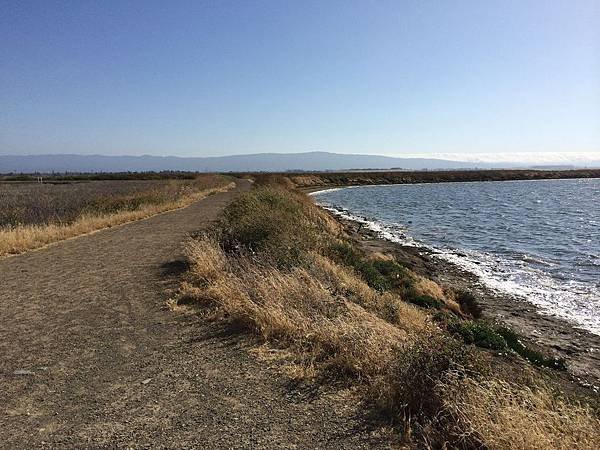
[313,178,600,334]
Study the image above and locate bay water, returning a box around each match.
[313,178,600,335]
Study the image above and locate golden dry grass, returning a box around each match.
[288,174,327,187]
[411,274,464,315]
[0,181,234,257]
[184,237,411,380]
[443,377,600,450]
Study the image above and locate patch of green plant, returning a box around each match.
[448,320,568,371]
[495,327,567,371]
[218,187,323,268]
[372,260,413,288]
[431,310,455,323]
[328,243,387,291]
[328,242,363,267]
[409,294,443,309]
[360,260,415,293]
[448,320,508,351]
[356,260,391,292]
[328,242,418,293]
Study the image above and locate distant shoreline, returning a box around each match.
[290,168,600,192]
[302,175,600,195]
[3,167,600,183]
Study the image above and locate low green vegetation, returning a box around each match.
[448,320,508,350]
[496,326,568,370]
[446,319,567,370]
[328,242,445,311]
[409,294,443,309]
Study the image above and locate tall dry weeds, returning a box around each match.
[442,377,600,450]
[184,237,408,380]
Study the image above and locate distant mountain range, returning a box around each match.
[1,152,598,174]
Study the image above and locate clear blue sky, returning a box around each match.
[1,0,598,158]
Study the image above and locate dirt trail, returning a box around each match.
[0,180,391,449]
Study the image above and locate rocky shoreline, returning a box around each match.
[326,208,600,393]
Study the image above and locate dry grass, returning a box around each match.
[184,237,410,380]
[0,177,233,256]
[412,274,463,315]
[180,179,600,449]
[288,174,326,187]
[443,377,600,450]
[372,332,600,449]
[308,254,430,335]
[1,177,226,227]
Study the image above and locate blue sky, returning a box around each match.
[1,0,598,159]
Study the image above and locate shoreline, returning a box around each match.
[291,168,600,191]
[316,199,600,390]
[302,175,600,195]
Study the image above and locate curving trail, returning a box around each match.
[0,179,391,448]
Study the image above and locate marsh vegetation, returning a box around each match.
[0,174,231,256]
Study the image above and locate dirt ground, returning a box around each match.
[0,180,395,449]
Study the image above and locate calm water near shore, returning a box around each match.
[313,178,600,335]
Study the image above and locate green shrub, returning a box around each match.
[218,187,325,267]
[356,260,391,292]
[328,242,363,267]
[449,321,508,351]
[432,310,456,323]
[329,244,416,294]
[448,321,567,370]
[409,294,443,309]
[371,260,413,289]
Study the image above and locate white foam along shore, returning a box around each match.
[313,195,600,337]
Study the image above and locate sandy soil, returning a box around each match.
[0,180,395,448]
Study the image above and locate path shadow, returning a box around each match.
[160,259,190,277]
[180,311,403,446]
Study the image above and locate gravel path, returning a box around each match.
[0,180,393,449]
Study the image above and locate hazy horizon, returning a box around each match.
[2,150,599,167]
